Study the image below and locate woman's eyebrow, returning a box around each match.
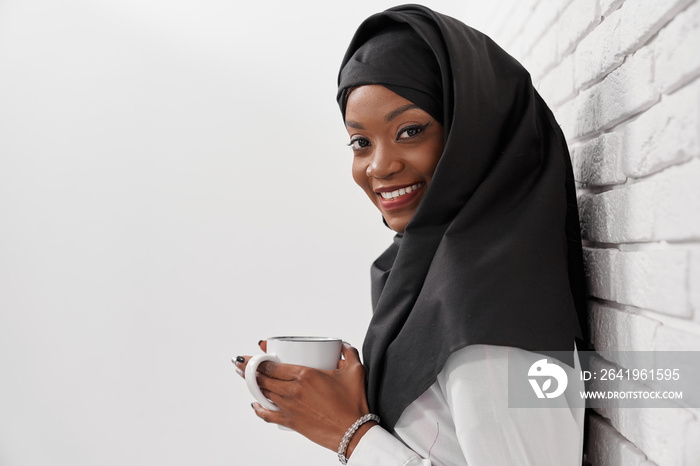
[385,104,420,122]
[345,120,365,129]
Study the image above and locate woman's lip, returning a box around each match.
[376,183,426,211]
[374,182,422,193]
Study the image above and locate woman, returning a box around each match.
[235,4,587,465]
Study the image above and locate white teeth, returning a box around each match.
[379,183,425,200]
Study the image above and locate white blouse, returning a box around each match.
[348,344,584,466]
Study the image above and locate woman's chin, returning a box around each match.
[383,213,413,233]
[378,194,424,233]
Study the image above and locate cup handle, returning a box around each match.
[245,353,281,412]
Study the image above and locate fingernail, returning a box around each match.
[250,402,257,410]
[258,340,263,346]
[235,356,245,364]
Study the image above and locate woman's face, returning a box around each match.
[345,85,444,233]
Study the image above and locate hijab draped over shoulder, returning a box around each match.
[337,4,587,431]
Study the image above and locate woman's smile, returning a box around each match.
[344,85,444,233]
[375,182,426,210]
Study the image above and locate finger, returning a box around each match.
[259,340,267,352]
[232,355,252,378]
[258,381,284,406]
[251,402,287,427]
[340,343,361,365]
[256,364,323,403]
[255,368,303,400]
[256,376,304,414]
[257,360,303,381]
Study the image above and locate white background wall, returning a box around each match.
[0,1,489,465]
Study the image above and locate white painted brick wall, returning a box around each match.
[652,0,700,94]
[463,0,700,464]
[571,132,626,186]
[572,0,695,90]
[539,53,576,108]
[600,0,624,18]
[588,302,659,352]
[691,250,700,318]
[589,357,700,466]
[622,80,699,178]
[568,45,658,139]
[574,9,627,89]
[579,159,700,243]
[583,248,690,318]
[587,413,655,466]
[558,0,601,59]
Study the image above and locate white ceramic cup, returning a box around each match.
[245,336,343,411]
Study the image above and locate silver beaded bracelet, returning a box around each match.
[337,413,380,465]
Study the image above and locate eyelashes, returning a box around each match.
[347,122,431,151]
[397,123,429,140]
[348,137,370,151]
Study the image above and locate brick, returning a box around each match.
[589,356,698,465]
[615,249,690,317]
[691,250,700,321]
[498,0,540,50]
[485,0,518,45]
[538,53,575,108]
[578,184,655,243]
[653,324,700,351]
[517,0,572,58]
[596,402,698,466]
[571,131,626,186]
[556,0,600,58]
[618,0,696,58]
[652,0,700,93]
[583,247,690,316]
[525,25,558,82]
[572,46,658,138]
[574,0,694,88]
[589,302,660,353]
[685,418,700,465]
[574,10,625,88]
[651,326,700,416]
[582,247,617,300]
[579,158,700,243]
[587,413,654,466]
[465,4,504,40]
[600,0,625,18]
[587,326,700,415]
[652,158,700,241]
[622,79,700,178]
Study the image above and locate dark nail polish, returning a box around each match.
[235,356,245,364]
[250,402,256,410]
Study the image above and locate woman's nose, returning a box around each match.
[366,146,403,179]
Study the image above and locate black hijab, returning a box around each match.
[337,4,587,431]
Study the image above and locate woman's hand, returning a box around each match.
[233,342,376,457]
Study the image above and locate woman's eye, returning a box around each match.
[348,137,370,151]
[397,124,427,140]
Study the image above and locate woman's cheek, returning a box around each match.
[351,161,367,190]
